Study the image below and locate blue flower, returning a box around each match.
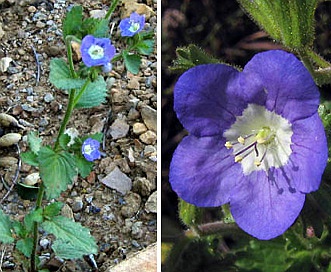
[82,138,101,162]
[80,35,115,67]
[119,12,145,37]
[170,50,328,240]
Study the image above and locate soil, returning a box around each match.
[0,0,157,271]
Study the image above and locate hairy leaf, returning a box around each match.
[63,5,83,38]
[44,202,64,219]
[123,52,141,74]
[41,215,98,259]
[49,58,85,90]
[0,209,14,243]
[74,76,107,108]
[38,147,77,199]
[16,238,33,258]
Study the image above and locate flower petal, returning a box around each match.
[169,135,244,207]
[285,113,328,192]
[242,50,320,122]
[174,64,246,137]
[230,170,306,240]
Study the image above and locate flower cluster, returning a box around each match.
[170,50,328,240]
[119,12,145,37]
[80,35,115,68]
[82,138,101,162]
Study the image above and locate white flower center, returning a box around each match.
[129,21,140,32]
[83,145,93,155]
[88,45,104,60]
[223,104,293,175]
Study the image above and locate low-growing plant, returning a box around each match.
[0,1,154,271]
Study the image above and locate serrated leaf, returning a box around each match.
[38,147,77,199]
[76,155,93,178]
[49,58,85,90]
[12,221,25,238]
[16,237,33,257]
[82,18,110,38]
[0,209,14,243]
[123,52,141,74]
[136,39,155,55]
[24,208,43,233]
[27,131,42,155]
[41,215,98,259]
[63,6,83,38]
[235,239,290,272]
[21,151,38,167]
[44,202,64,219]
[74,76,107,108]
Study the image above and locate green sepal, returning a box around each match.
[178,199,203,227]
[237,0,318,50]
[41,215,98,259]
[170,44,220,73]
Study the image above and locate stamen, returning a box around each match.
[238,136,245,144]
[225,141,233,149]
[235,156,243,163]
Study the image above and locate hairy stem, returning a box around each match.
[30,184,45,272]
[105,0,120,20]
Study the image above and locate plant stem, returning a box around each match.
[73,79,91,107]
[105,0,120,20]
[30,183,45,272]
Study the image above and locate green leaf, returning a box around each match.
[16,237,33,257]
[0,209,14,243]
[235,239,291,272]
[41,215,98,259]
[27,131,42,155]
[38,147,77,199]
[24,208,43,233]
[44,202,64,219]
[63,5,83,38]
[136,39,155,55]
[49,58,85,90]
[123,52,141,74]
[76,155,93,178]
[237,0,318,50]
[74,75,108,108]
[82,18,110,38]
[170,44,220,73]
[12,221,25,238]
[21,151,38,167]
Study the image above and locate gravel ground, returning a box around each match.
[0,0,157,271]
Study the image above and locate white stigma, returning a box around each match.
[88,45,104,60]
[223,104,293,175]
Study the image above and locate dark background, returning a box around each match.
[161,0,331,251]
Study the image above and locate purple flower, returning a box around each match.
[170,50,328,240]
[80,35,115,67]
[119,12,145,37]
[82,138,101,162]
